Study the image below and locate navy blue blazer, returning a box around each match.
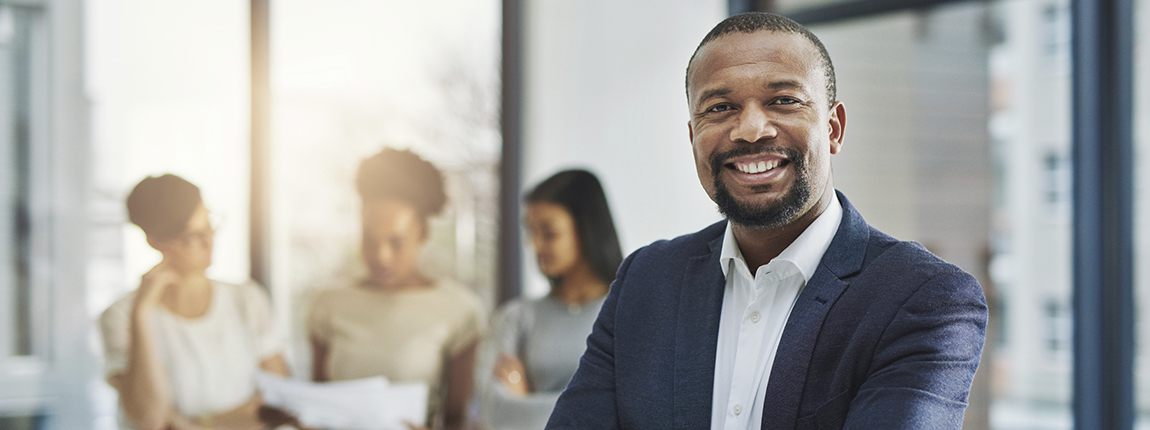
[546,192,988,429]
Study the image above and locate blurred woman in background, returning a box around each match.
[99,174,289,430]
[475,169,623,430]
[307,148,486,430]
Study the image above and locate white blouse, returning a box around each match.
[99,280,284,419]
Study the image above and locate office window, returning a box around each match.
[0,3,65,423]
[1042,149,1071,215]
[268,0,501,375]
[1040,3,1070,64]
[807,1,1074,428]
[988,1,1074,427]
[1043,299,1071,353]
[1134,0,1150,425]
[84,0,251,426]
[0,4,48,362]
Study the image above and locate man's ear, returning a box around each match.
[828,101,847,155]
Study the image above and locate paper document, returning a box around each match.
[257,372,428,430]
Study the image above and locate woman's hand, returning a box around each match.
[132,263,177,315]
[494,354,530,396]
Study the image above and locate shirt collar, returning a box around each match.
[719,193,844,283]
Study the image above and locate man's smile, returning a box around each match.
[721,152,793,188]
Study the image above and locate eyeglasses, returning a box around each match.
[173,212,223,248]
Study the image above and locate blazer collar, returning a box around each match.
[818,191,870,279]
[761,190,871,428]
[707,190,867,275]
[672,191,871,429]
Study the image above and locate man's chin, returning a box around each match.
[718,195,805,229]
[733,193,787,210]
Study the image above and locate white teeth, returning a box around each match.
[735,160,782,174]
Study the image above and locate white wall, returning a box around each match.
[521,0,726,296]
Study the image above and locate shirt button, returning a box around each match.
[734,404,743,416]
[750,312,761,323]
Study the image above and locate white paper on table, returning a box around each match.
[256,371,429,430]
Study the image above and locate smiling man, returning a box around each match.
[546,12,988,430]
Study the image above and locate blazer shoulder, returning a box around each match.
[859,227,983,301]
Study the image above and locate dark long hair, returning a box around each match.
[525,169,623,285]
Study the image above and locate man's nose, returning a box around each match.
[730,104,778,144]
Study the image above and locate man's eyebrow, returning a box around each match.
[694,88,731,108]
[767,80,808,92]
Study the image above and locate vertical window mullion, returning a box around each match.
[1071,0,1136,428]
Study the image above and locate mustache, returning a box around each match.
[709,146,802,177]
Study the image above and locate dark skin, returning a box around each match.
[687,30,847,269]
[310,199,475,430]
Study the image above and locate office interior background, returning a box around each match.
[0,0,1147,428]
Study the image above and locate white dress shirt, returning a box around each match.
[710,197,843,430]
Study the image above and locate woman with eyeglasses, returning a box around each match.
[99,174,290,430]
[474,169,623,430]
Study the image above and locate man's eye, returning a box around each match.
[773,97,801,105]
[706,104,734,113]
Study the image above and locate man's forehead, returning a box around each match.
[696,31,819,71]
[687,31,823,97]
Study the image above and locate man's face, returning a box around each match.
[687,31,845,229]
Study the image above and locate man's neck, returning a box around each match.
[731,186,835,270]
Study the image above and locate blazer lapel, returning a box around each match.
[673,232,727,430]
[760,267,849,429]
[761,191,870,429]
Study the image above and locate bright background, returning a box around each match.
[1,0,1148,429]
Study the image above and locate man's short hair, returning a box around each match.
[686,12,837,106]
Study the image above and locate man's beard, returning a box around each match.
[710,146,811,229]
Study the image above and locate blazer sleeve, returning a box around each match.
[544,250,639,429]
[843,269,988,430]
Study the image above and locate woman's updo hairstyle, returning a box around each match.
[126,174,203,239]
[355,148,447,219]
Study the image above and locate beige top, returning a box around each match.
[307,280,487,419]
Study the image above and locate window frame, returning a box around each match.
[728,0,1140,428]
[0,1,55,416]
